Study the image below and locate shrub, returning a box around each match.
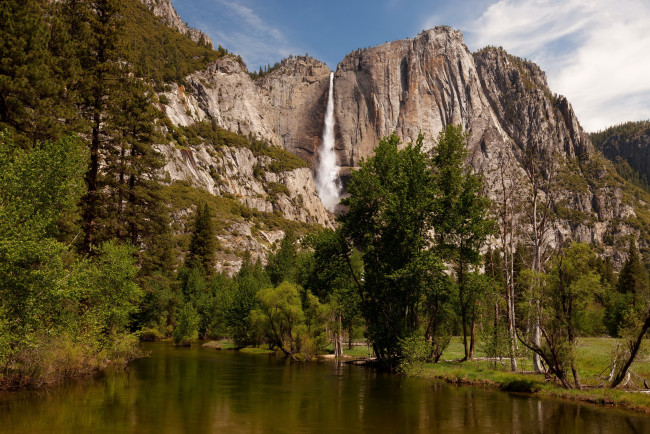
[173,303,199,346]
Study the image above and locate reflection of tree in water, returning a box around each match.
[2,346,650,432]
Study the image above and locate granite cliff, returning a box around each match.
[140,0,213,47]
[146,11,650,267]
[592,121,650,189]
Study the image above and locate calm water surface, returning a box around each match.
[1,343,650,433]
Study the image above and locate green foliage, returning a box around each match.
[265,182,290,201]
[605,241,649,337]
[555,204,594,228]
[617,241,648,295]
[248,61,281,80]
[0,0,69,145]
[186,203,216,274]
[612,158,650,194]
[165,180,318,241]
[173,302,199,346]
[302,229,363,325]
[134,272,177,334]
[0,132,87,240]
[432,125,494,265]
[590,120,650,148]
[432,124,494,359]
[0,132,142,387]
[266,231,298,286]
[340,133,445,366]
[74,242,143,344]
[251,282,328,359]
[519,243,603,388]
[224,260,270,348]
[120,0,222,85]
[177,121,309,172]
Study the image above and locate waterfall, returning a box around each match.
[315,72,340,212]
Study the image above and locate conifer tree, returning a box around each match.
[617,241,648,296]
[61,0,124,252]
[0,0,65,145]
[186,203,216,274]
[266,230,298,285]
[56,0,171,267]
[605,240,648,337]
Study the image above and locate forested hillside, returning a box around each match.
[591,121,650,193]
[0,0,323,388]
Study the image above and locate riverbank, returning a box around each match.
[0,337,143,391]
[385,336,650,415]
[405,360,650,414]
[201,336,650,413]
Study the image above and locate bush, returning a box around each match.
[140,327,164,342]
[173,303,199,346]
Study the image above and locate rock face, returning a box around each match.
[154,24,648,266]
[258,58,332,162]
[334,28,503,167]
[473,46,592,159]
[156,142,334,228]
[598,125,650,183]
[139,0,213,47]
[178,56,332,163]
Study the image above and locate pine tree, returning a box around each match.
[186,203,216,274]
[266,230,297,285]
[57,0,171,268]
[0,0,66,145]
[105,74,171,271]
[617,241,648,296]
[60,0,125,252]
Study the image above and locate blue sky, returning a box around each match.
[173,0,650,132]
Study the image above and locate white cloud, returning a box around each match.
[205,0,302,70]
[463,0,650,131]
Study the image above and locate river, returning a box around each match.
[1,343,649,433]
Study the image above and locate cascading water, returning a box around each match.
[315,72,341,212]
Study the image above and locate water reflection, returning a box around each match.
[1,343,649,433]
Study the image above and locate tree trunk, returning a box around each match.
[469,317,476,360]
[611,315,650,388]
[494,301,499,364]
[334,313,343,358]
[571,364,581,390]
[533,299,543,373]
[348,325,353,350]
[459,257,469,361]
[82,114,100,253]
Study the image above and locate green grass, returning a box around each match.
[164,180,320,241]
[343,344,373,358]
[406,336,650,413]
[320,342,374,358]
